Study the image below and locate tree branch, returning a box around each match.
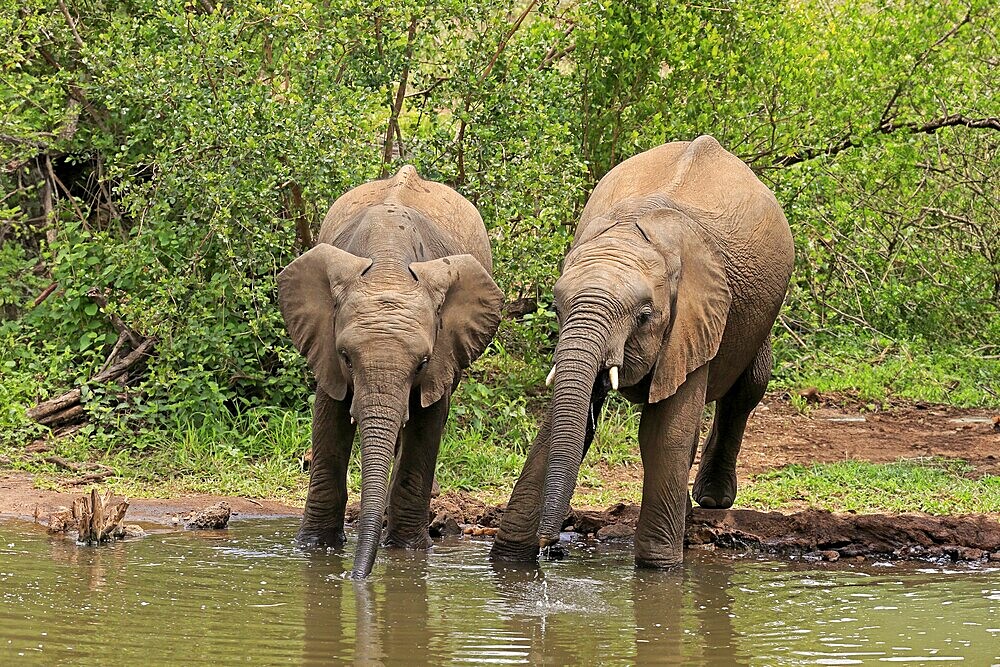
[57,0,86,51]
[878,8,972,129]
[380,17,418,175]
[477,0,538,85]
[769,115,999,168]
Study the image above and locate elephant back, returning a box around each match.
[317,166,493,273]
[578,136,792,267]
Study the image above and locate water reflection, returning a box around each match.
[1,520,997,666]
[302,548,433,665]
[632,553,747,665]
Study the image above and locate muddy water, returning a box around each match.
[1,519,998,665]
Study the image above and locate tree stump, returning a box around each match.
[70,488,131,544]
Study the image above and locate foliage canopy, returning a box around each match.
[1,0,997,448]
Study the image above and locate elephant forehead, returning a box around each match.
[343,289,434,324]
[559,255,663,298]
[566,236,665,275]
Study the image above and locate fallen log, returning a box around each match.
[26,337,155,428]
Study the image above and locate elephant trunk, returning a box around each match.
[351,385,407,579]
[538,314,611,545]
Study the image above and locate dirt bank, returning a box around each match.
[0,472,299,524]
[415,492,1000,564]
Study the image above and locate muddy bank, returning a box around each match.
[4,475,1000,564]
[0,472,299,524]
[354,492,1000,564]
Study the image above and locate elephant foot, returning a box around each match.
[489,536,540,563]
[692,468,737,509]
[383,530,432,550]
[294,524,347,549]
[634,553,683,569]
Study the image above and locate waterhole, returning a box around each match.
[1,519,998,665]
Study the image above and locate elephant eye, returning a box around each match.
[417,356,430,372]
[340,350,352,369]
[637,306,653,326]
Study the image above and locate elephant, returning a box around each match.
[278,165,503,578]
[490,135,794,568]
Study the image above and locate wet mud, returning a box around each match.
[346,492,1000,564]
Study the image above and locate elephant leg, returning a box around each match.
[383,392,449,549]
[693,338,772,509]
[296,388,356,548]
[635,364,708,569]
[490,410,552,562]
[491,374,610,562]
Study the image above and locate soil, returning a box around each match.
[0,472,299,525]
[2,394,998,562]
[737,397,1000,478]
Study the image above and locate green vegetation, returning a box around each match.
[741,459,1000,516]
[1,1,997,501]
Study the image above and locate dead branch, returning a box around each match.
[33,282,59,306]
[380,17,418,175]
[44,455,112,475]
[69,471,115,485]
[71,488,130,543]
[289,182,312,251]
[42,156,56,246]
[42,456,114,485]
[769,115,999,168]
[86,288,142,347]
[0,134,49,148]
[881,114,1000,134]
[57,0,86,50]
[26,337,156,427]
[539,21,577,70]
[539,44,576,70]
[478,1,538,85]
[96,332,128,376]
[878,8,972,129]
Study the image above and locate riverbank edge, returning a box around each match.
[3,476,999,565]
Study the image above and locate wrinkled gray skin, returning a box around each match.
[279,166,502,578]
[491,136,794,568]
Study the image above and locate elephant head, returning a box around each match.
[537,205,731,547]
[278,243,502,577]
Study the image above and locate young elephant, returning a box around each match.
[279,166,503,578]
[491,136,794,568]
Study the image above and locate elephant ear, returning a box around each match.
[278,243,372,401]
[409,255,504,408]
[636,211,731,404]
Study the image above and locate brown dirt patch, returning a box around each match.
[738,396,1000,478]
[683,508,1000,562]
[0,472,298,524]
[578,396,1000,495]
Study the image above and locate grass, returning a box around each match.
[739,459,1000,515]
[6,411,1000,517]
[1,336,998,515]
[4,408,313,503]
[771,335,1000,408]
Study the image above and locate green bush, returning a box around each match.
[1,0,997,462]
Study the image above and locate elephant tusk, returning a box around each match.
[350,417,355,425]
[609,366,619,391]
[545,365,556,387]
